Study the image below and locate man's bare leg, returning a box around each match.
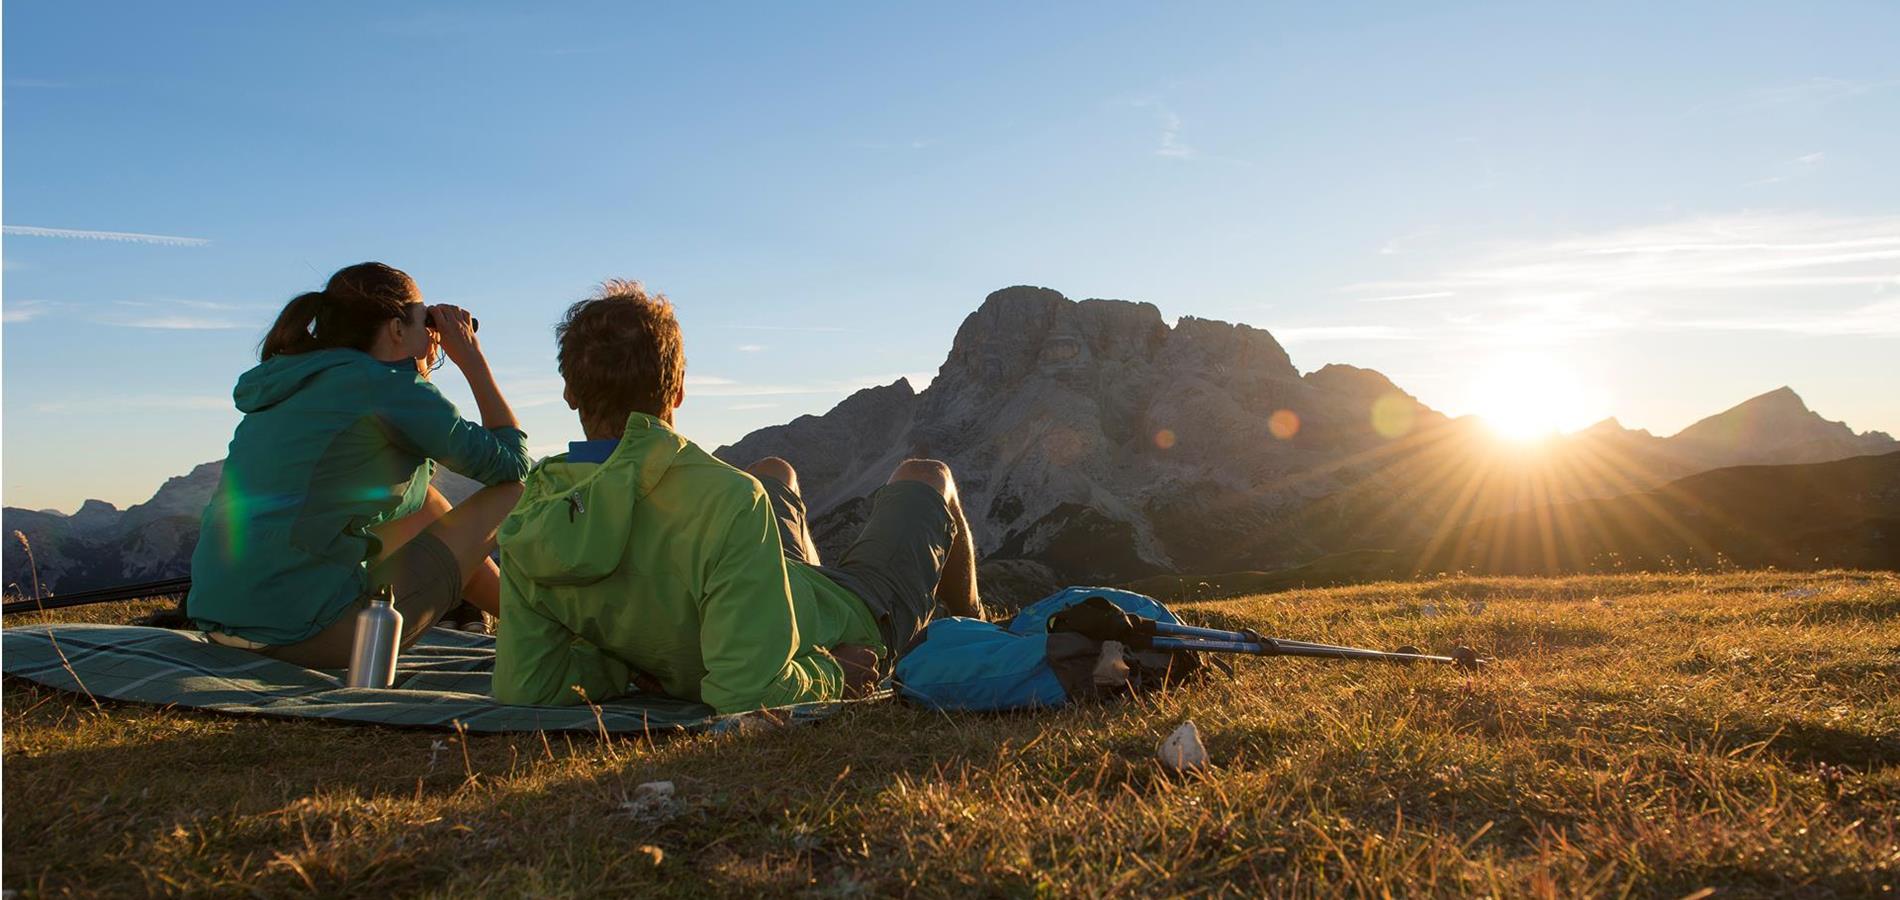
[751,456,880,694]
[888,459,983,621]
[745,456,801,495]
[746,456,822,565]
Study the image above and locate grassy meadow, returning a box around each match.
[3,571,1897,897]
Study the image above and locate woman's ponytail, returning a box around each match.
[255,263,422,363]
[259,291,329,361]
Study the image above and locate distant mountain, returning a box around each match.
[716,286,1897,602]
[1410,451,1900,574]
[3,463,481,597]
[7,285,1894,601]
[1260,389,1896,567]
[1668,386,1896,467]
[3,462,224,598]
[717,286,1446,598]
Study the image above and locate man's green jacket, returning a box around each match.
[493,413,877,713]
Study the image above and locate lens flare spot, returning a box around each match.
[1370,394,1416,439]
[1268,409,1300,440]
[1153,429,1177,450]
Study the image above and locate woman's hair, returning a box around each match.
[259,262,425,363]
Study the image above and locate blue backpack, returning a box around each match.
[894,586,1201,712]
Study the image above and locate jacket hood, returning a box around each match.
[234,349,391,413]
[499,413,687,586]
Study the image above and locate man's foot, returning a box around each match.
[832,644,881,698]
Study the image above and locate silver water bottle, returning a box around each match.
[346,585,403,688]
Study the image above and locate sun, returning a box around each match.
[1463,353,1599,443]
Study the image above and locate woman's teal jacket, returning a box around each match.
[187,349,531,645]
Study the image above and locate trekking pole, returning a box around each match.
[1048,596,1485,671]
[0,576,192,617]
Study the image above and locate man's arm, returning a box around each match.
[492,563,631,706]
[696,492,845,714]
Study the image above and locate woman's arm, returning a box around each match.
[372,368,533,487]
[429,304,519,431]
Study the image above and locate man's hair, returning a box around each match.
[556,280,685,434]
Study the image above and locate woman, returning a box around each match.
[187,262,532,668]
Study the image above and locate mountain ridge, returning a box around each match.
[6,286,1894,597]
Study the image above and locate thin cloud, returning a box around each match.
[852,138,939,151]
[31,395,231,414]
[3,300,56,323]
[1735,77,1882,110]
[114,299,248,311]
[714,324,852,334]
[1353,291,1457,303]
[1665,300,1900,337]
[737,344,765,352]
[1131,98,1196,160]
[96,314,242,330]
[1274,325,1418,342]
[4,225,210,247]
[1335,211,1900,343]
[1378,226,1442,256]
[686,373,919,398]
[1744,150,1828,187]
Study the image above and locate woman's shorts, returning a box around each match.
[239,532,466,669]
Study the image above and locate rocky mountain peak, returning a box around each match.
[729,286,1442,585]
[1583,416,1626,433]
[1579,416,1662,440]
[1169,316,1298,382]
[1739,385,1807,413]
[1670,385,1894,466]
[944,287,1167,387]
[1302,364,1403,401]
[76,499,118,515]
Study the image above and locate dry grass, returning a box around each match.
[4,571,1898,897]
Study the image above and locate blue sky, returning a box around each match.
[5,2,1898,511]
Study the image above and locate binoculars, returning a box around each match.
[424,311,479,333]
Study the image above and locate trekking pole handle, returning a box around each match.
[1151,620,1257,643]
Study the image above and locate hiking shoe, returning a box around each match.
[440,603,490,635]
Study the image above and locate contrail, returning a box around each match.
[3,225,210,247]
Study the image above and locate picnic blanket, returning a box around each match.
[0,623,864,734]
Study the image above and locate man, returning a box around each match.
[492,281,982,713]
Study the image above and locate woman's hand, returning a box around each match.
[427,304,482,369]
[428,304,518,431]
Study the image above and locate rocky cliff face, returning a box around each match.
[719,286,1445,584]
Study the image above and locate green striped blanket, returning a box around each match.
[1,623,863,734]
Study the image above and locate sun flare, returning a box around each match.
[1464,353,1601,443]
